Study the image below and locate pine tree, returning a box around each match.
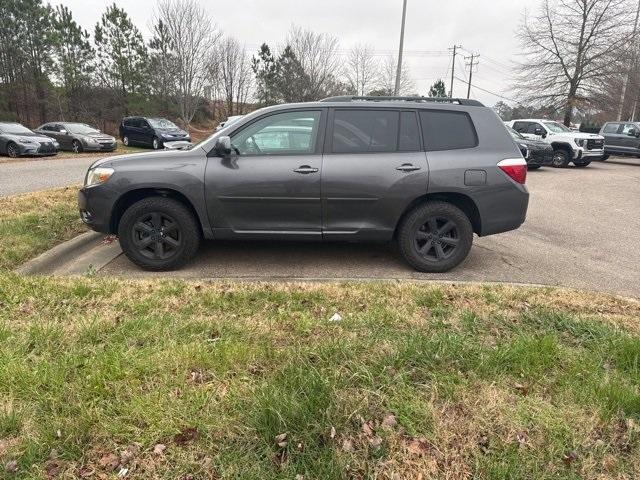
[429,79,447,98]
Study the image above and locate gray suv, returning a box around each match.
[79,96,529,272]
[599,121,640,160]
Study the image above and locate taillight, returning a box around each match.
[497,158,527,184]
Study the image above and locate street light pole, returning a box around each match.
[394,0,408,96]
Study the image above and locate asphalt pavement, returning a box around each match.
[0,155,95,196]
[99,159,640,298]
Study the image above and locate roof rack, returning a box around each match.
[320,95,485,107]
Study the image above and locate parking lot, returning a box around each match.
[97,158,640,298]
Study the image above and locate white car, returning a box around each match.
[505,119,605,167]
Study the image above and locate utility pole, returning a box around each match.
[465,54,480,99]
[617,0,640,121]
[394,0,408,96]
[449,45,462,98]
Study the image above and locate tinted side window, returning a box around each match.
[512,121,530,133]
[332,110,399,153]
[622,123,637,135]
[123,119,133,127]
[527,123,543,134]
[399,111,421,152]
[603,123,620,134]
[420,110,477,151]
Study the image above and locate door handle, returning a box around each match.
[396,164,421,172]
[293,165,319,174]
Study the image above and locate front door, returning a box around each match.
[621,123,640,152]
[205,109,325,239]
[322,108,429,240]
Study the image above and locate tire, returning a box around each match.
[551,148,571,168]
[527,165,541,170]
[573,160,591,167]
[397,201,474,273]
[600,155,610,161]
[123,135,130,147]
[72,140,83,154]
[118,197,201,271]
[152,137,163,150]
[6,142,20,158]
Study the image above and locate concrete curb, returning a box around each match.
[16,232,122,276]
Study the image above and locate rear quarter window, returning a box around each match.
[419,110,478,151]
[603,123,621,134]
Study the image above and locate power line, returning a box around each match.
[454,76,521,104]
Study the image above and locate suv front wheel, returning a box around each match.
[118,197,201,271]
[398,201,474,273]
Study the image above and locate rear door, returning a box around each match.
[621,123,640,152]
[602,122,623,152]
[321,108,428,240]
[205,109,325,238]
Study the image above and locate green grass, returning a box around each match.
[0,187,85,270]
[0,276,639,479]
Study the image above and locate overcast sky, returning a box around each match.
[49,0,529,106]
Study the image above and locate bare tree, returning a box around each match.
[286,25,342,100]
[213,37,254,117]
[377,55,414,96]
[344,43,380,95]
[154,0,220,125]
[515,0,633,125]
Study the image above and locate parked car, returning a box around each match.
[79,96,529,272]
[119,117,191,150]
[506,119,605,167]
[0,122,59,158]
[215,115,244,131]
[506,125,554,169]
[34,122,116,153]
[599,121,640,160]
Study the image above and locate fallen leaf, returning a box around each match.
[514,383,530,395]
[562,450,578,466]
[119,444,140,466]
[174,427,200,445]
[515,430,528,448]
[5,460,18,473]
[329,313,342,322]
[406,437,431,456]
[362,422,374,436]
[153,444,166,455]
[45,459,62,478]
[342,439,354,452]
[274,432,288,448]
[98,453,119,471]
[369,436,383,450]
[117,467,129,478]
[295,475,304,480]
[381,414,398,429]
[330,426,336,439]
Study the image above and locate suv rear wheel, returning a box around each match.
[398,201,474,273]
[118,197,201,271]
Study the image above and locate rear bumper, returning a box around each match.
[478,185,530,237]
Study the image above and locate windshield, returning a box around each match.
[544,121,571,133]
[148,118,178,129]
[0,123,33,135]
[66,123,99,135]
[507,126,525,140]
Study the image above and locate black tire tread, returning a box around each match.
[398,201,473,273]
[118,197,200,271]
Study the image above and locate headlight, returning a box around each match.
[53,141,60,148]
[85,136,99,144]
[85,167,114,187]
[17,137,37,144]
[575,138,586,147]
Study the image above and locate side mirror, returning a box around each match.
[214,136,232,157]
[628,129,638,137]
[534,127,544,136]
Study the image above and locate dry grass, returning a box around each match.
[0,276,639,479]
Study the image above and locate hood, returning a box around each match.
[516,137,552,148]
[4,132,57,143]
[84,131,114,139]
[157,127,187,135]
[88,146,205,170]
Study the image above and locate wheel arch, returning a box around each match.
[550,141,573,152]
[394,192,482,237]
[110,188,204,236]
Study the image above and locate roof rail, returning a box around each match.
[320,95,485,107]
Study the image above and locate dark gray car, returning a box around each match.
[79,96,529,272]
[599,121,640,160]
[0,122,59,158]
[35,122,116,153]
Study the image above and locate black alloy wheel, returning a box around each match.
[398,201,474,273]
[7,143,19,158]
[72,140,83,154]
[132,211,182,261]
[552,149,570,168]
[118,197,201,271]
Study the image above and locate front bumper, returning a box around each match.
[574,148,605,159]
[82,142,117,152]
[161,135,191,143]
[78,184,119,234]
[15,141,57,156]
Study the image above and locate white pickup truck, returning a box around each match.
[505,119,605,168]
